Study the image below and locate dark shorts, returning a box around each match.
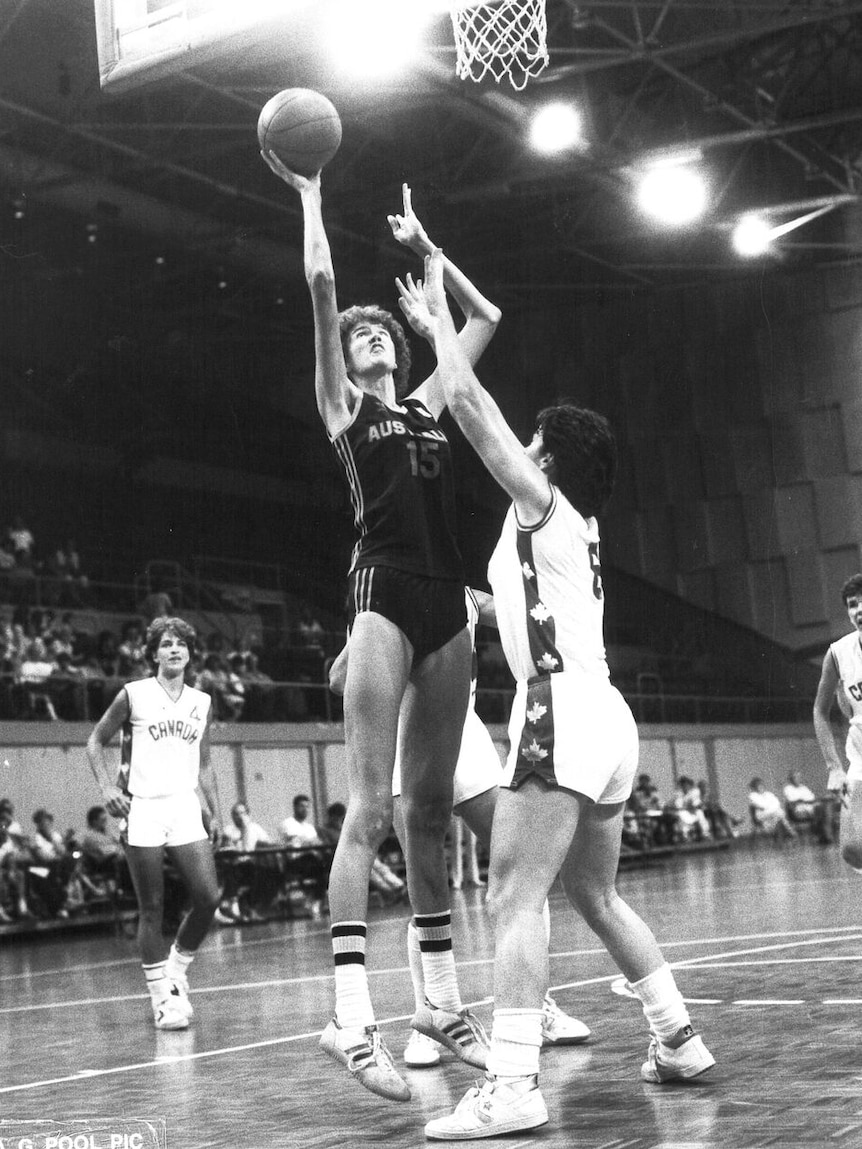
[347,567,466,663]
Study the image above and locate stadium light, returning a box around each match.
[635,158,708,226]
[324,0,429,78]
[732,214,773,256]
[529,103,584,154]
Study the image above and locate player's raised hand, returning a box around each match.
[396,270,435,343]
[387,183,430,251]
[260,149,321,194]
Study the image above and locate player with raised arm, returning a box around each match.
[397,252,713,1139]
[262,155,500,1103]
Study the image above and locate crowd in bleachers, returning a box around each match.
[0,788,408,929]
[0,600,341,724]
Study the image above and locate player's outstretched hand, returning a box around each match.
[396,270,435,343]
[397,250,448,342]
[260,149,321,194]
[387,183,430,252]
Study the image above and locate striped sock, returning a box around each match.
[488,1008,543,1080]
[331,921,374,1030]
[143,960,170,1003]
[630,962,690,1041]
[414,911,461,1012]
[406,920,426,1010]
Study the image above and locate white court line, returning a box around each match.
[2,925,860,1097]
[733,999,806,1005]
[4,923,858,986]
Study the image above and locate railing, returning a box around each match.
[0,672,814,727]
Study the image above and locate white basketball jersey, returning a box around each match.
[830,631,862,720]
[488,487,609,684]
[121,677,211,798]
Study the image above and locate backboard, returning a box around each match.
[93,0,316,92]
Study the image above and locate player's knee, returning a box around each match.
[401,792,450,840]
[197,886,221,915]
[345,799,393,849]
[137,897,164,919]
[566,880,609,926]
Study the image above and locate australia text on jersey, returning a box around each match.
[366,421,447,444]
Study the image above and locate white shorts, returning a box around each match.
[503,672,638,804]
[392,707,501,809]
[126,791,208,848]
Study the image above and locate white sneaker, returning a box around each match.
[319,1017,411,1102]
[412,1001,489,1069]
[541,993,590,1046]
[425,1075,548,1140]
[641,1025,715,1083]
[153,995,190,1031]
[167,977,194,1020]
[404,1030,441,1068]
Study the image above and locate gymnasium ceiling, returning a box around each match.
[1,0,862,430]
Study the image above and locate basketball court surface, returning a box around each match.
[3,840,861,1148]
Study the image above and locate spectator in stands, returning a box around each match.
[139,581,174,624]
[81,805,123,882]
[280,794,322,848]
[7,548,36,607]
[53,540,88,607]
[217,801,278,922]
[96,630,120,679]
[28,808,80,917]
[117,620,148,681]
[6,515,34,560]
[241,652,277,720]
[222,801,273,852]
[0,538,15,599]
[697,779,739,840]
[295,604,326,657]
[0,809,31,920]
[782,771,833,843]
[748,778,795,840]
[17,638,59,720]
[630,773,674,847]
[0,798,27,849]
[279,793,329,917]
[226,655,247,719]
[197,652,244,721]
[47,651,88,719]
[670,776,711,842]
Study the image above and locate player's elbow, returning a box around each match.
[306,263,336,296]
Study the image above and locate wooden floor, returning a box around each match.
[3,837,862,1148]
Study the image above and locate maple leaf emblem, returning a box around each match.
[526,701,547,724]
[536,653,559,672]
[522,740,548,762]
[530,601,551,624]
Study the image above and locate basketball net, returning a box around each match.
[450,0,549,91]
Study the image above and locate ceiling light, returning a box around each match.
[529,103,583,154]
[636,164,708,225]
[325,0,428,79]
[732,214,772,256]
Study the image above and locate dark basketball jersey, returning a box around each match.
[331,392,463,580]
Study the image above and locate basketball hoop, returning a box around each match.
[450,0,549,91]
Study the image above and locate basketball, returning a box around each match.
[257,88,342,177]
